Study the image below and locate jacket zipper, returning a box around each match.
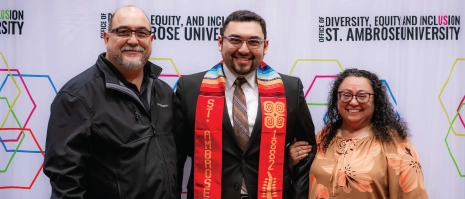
[150,91,170,198]
[151,124,171,198]
[130,103,141,123]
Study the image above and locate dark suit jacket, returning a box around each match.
[174,70,316,199]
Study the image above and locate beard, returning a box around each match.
[108,45,149,70]
[231,62,254,75]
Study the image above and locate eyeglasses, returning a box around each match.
[338,92,374,104]
[108,28,151,39]
[221,35,265,49]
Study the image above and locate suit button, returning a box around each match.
[242,159,245,165]
[234,183,239,190]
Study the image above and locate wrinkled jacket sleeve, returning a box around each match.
[174,77,188,199]
[43,91,92,199]
[291,78,316,199]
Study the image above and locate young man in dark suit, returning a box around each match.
[175,10,315,199]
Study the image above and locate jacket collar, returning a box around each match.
[96,52,163,85]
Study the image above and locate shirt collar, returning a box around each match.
[223,63,257,90]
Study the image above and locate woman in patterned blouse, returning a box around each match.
[289,68,429,199]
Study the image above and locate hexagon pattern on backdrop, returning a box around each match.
[439,58,465,177]
[0,52,57,189]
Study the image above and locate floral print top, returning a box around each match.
[309,128,429,199]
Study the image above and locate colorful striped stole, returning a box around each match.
[194,61,287,199]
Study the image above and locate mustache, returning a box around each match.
[121,45,145,52]
[232,53,254,60]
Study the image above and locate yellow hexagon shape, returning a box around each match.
[438,58,465,136]
[0,52,22,128]
[149,57,182,90]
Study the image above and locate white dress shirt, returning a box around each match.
[223,64,259,136]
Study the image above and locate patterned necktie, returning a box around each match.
[233,77,250,194]
[233,77,249,150]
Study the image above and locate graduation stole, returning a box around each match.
[194,61,287,199]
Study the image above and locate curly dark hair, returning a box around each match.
[220,10,267,39]
[320,68,409,151]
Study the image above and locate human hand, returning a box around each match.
[288,138,312,169]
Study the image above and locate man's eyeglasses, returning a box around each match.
[108,28,151,39]
[221,35,265,49]
[338,92,374,104]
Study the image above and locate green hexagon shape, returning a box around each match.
[445,103,465,177]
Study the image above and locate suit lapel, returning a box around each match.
[244,101,261,152]
[222,99,240,147]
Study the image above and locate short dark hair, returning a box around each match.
[320,68,409,151]
[108,5,150,31]
[220,10,267,39]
